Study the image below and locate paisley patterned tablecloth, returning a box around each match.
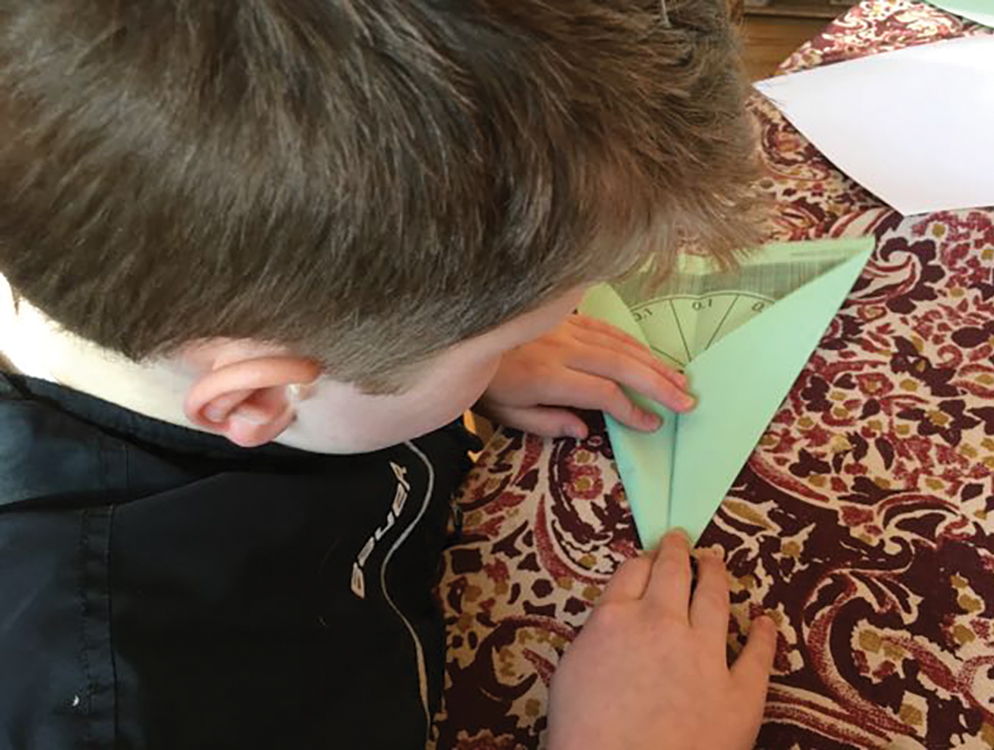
[432,3,994,748]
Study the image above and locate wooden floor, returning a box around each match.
[741,15,831,80]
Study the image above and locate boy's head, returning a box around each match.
[0,0,757,452]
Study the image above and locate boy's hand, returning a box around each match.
[476,314,694,439]
[548,531,776,750]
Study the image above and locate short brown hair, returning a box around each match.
[0,0,757,389]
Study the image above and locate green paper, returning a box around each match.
[580,285,678,541]
[925,0,994,28]
[579,237,875,548]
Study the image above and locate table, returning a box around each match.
[432,3,994,747]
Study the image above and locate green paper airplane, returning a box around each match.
[579,237,875,547]
[926,0,994,28]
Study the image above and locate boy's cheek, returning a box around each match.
[286,356,501,454]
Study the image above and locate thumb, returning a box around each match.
[731,616,777,694]
[487,405,589,440]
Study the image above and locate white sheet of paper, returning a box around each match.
[754,35,994,216]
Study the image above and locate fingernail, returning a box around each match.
[756,614,777,632]
[666,527,691,543]
[677,393,697,410]
[696,546,724,563]
[569,425,587,440]
[205,406,225,424]
[644,412,662,430]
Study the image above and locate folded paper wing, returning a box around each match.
[579,238,875,547]
[925,0,994,28]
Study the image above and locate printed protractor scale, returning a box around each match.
[632,291,774,368]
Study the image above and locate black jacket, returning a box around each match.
[0,373,477,749]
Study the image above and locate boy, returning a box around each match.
[0,1,775,748]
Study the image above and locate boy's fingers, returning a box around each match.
[567,344,696,414]
[731,616,778,691]
[530,370,662,432]
[570,314,664,362]
[599,555,654,605]
[645,530,693,620]
[573,324,689,389]
[570,315,688,387]
[688,552,731,649]
[485,404,589,440]
[569,314,646,347]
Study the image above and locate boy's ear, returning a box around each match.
[184,356,322,448]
